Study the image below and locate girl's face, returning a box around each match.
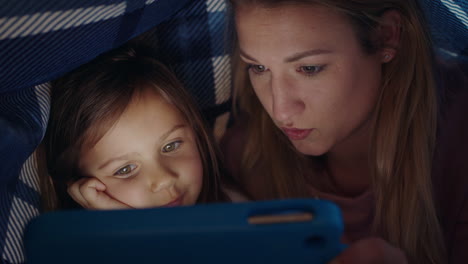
[235,4,383,156]
[79,89,203,209]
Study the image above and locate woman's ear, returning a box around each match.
[378,10,402,63]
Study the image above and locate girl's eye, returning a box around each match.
[248,64,268,74]
[162,141,182,153]
[298,65,324,75]
[114,164,137,178]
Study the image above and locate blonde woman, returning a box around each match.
[222,0,468,263]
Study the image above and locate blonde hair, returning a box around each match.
[229,0,445,263]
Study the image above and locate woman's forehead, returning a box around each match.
[235,4,358,59]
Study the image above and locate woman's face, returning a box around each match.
[235,3,383,156]
[79,89,203,209]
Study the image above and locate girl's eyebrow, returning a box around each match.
[239,48,332,63]
[159,124,186,142]
[98,152,139,170]
[97,124,186,170]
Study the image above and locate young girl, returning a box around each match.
[43,43,242,210]
[222,0,468,263]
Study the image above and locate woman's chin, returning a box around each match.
[292,141,329,156]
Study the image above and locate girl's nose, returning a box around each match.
[148,165,177,193]
[151,182,180,201]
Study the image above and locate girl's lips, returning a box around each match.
[281,127,314,140]
[161,195,183,208]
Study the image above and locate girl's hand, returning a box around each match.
[329,237,408,264]
[67,178,131,210]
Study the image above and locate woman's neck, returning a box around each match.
[325,119,373,197]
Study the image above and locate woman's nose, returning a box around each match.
[270,76,305,124]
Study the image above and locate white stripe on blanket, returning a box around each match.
[0,3,126,40]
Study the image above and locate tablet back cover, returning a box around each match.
[24,199,345,264]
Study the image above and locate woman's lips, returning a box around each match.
[281,127,314,140]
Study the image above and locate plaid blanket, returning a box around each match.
[0,0,466,263]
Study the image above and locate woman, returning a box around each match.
[222,0,468,263]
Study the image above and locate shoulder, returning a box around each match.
[432,60,468,258]
[219,114,249,177]
[433,60,468,184]
[432,60,468,194]
[223,187,250,202]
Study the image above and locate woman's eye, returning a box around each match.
[162,141,182,153]
[298,65,324,75]
[248,64,268,74]
[114,164,137,177]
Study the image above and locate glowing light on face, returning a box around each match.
[79,89,203,208]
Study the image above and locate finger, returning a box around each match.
[78,178,107,208]
[83,189,131,210]
[331,237,407,264]
[85,178,106,192]
[79,178,131,210]
[67,178,91,208]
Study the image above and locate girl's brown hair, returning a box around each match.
[228,0,445,263]
[43,42,229,209]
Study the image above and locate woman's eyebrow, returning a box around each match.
[284,49,332,63]
[239,48,332,63]
[239,49,258,62]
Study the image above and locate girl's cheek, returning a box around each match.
[105,180,141,203]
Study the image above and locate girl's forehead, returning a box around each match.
[78,91,193,172]
[127,89,183,119]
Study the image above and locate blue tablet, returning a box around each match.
[24,199,345,263]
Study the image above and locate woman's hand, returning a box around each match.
[329,237,408,264]
[67,178,131,210]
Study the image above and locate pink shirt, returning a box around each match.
[306,185,374,244]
